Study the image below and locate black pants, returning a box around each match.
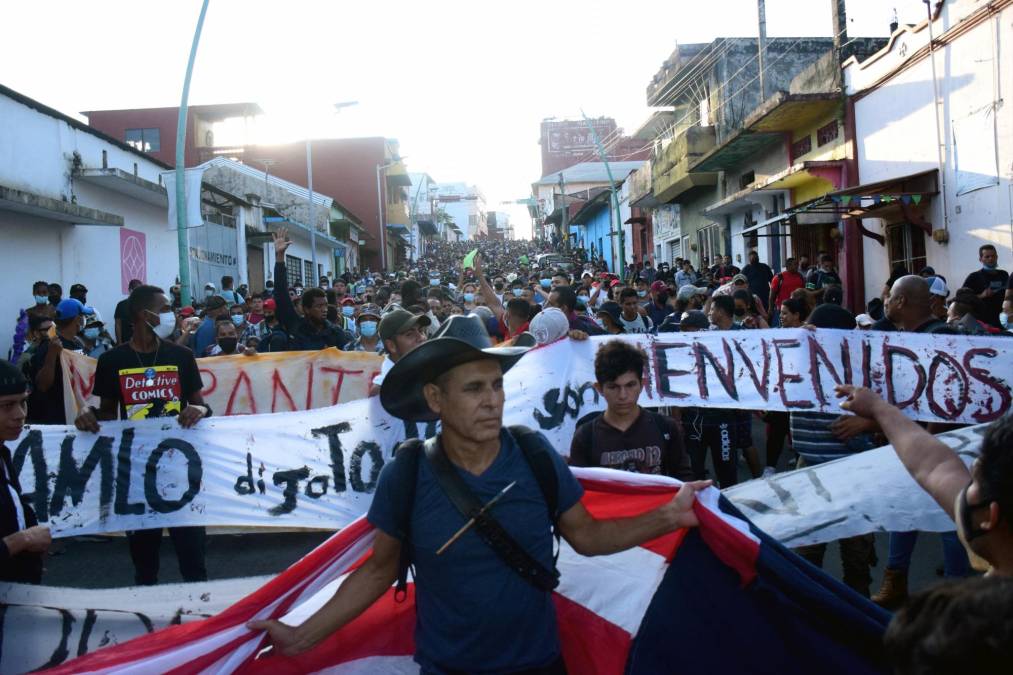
[685,421,743,488]
[764,411,790,469]
[127,526,208,585]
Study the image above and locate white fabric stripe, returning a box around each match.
[287,532,375,609]
[555,541,667,636]
[310,655,418,674]
[697,486,759,545]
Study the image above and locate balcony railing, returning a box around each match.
[651,126,718,203]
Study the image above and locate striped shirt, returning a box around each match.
[789,412,876,465]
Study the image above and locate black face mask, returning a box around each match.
[734,308,747,317]
[218,337,239,354]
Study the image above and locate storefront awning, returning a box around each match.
[416,220,438,236]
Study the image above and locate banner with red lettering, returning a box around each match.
[60,348,383,421]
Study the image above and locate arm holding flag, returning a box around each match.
[559,479,712,556]
[247,529,402,656]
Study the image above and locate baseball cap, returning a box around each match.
[70,283,88,295]
[855,313,875,328]
[379,308,431,341]
[919,266,936,277]
[263,298,277,311]
[609,279,622,288]
[732,274,748,284]
[179,306,196,318]
[340,297,357,306]
[928,277,949,297]
[596,301,622,325]
[204,282,216,290]
[680,310,710,330]
[650,280,667,293]
[55,298,95,321]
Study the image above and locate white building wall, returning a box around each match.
[845,1,1013,302]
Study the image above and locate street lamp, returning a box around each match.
[305,100,358,283]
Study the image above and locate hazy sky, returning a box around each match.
[3,0,929,237]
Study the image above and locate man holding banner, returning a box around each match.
[74,284,211,586]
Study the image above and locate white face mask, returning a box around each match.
[147,311,176,340]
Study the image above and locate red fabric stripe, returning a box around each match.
[580,487,687,559]
[240,585,417,674]
[162,633,257,675]
[39,518,375,674]
[554,593,631,675]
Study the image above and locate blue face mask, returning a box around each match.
[342,305,355,317]
[637,290,647,298]
[34,295,48,305]
[430,278,440,287]
[231,315,244,327]
[359,320,378,337]
[463,292,475,303]
[83,327,100,340]
[540,279,552,289]
[577,295,589,306]
[983,263,998,271]
[512,288,523,297]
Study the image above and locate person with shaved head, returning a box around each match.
[884,275,957,335]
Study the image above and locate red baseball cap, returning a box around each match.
[179,306,195,317]
[609,279,622,288]
[650,280,667,293]
[263,298,277,311]
[340,297,356,306]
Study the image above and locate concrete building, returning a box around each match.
[436,182,487,240]
[844,0,1013,308]
[407,172,440,259]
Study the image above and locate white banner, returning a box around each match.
[14,331,1011,537]
[0,578,266,674]
[726,423,986,546]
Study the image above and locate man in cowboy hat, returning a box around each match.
[250,314,711,673]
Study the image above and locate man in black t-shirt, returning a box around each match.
[114,278,143,344]
[75,285,210,585]
[961,244,1009,328]
[569,340,692,479]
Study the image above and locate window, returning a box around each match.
[816,121,839,147]
[887,223,927,276]
[304,260,315,287]
[286,255,303,287]
[791,134,812,159]
[125,128,161,153]
[739,171,755,190]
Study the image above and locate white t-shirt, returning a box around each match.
[619,313,653,334]
[372,355,395,387]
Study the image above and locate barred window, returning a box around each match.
[286,255,303,287]
[816,121,839,147]
[791,135,812,159]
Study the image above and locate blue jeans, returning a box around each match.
[886,531,971,577]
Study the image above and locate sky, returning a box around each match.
[2,0,930,238]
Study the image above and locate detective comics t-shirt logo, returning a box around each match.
[118,365,183,419]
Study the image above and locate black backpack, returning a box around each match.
[387,425,560,601]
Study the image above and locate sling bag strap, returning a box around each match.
[424,435,560,592]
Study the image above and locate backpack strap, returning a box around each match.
[424,434,560,592]
[507,426,559,525]
[646,410,673,476]
[390,438,423,603]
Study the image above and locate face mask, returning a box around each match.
[342,306,355,317]
[359,320,378,337]
[512,288,523,297]
[34,295,48,305]
[540,279,552,289]
[734,308,747,317]
[218,337,238,354]
[83,327,100,340]
[463,292,475,303]
[320,283,329,290]
[205,290,213,298]
[430,278,440,287]
[494,284,503,292]
[147,311,176,340]
[983,263,997,271]
[577,295,588,306]
[637,290,647,298]
[231,315,244,327]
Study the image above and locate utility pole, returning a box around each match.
[757,0,767,101]
[173,0,210,307]
[830,0,848,67]
[305,138,318,283]
[581,113,624,273]
[558,172,567,251]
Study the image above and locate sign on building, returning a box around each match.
[188,217,239,295]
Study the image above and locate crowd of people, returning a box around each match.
[2,233,1012,673]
